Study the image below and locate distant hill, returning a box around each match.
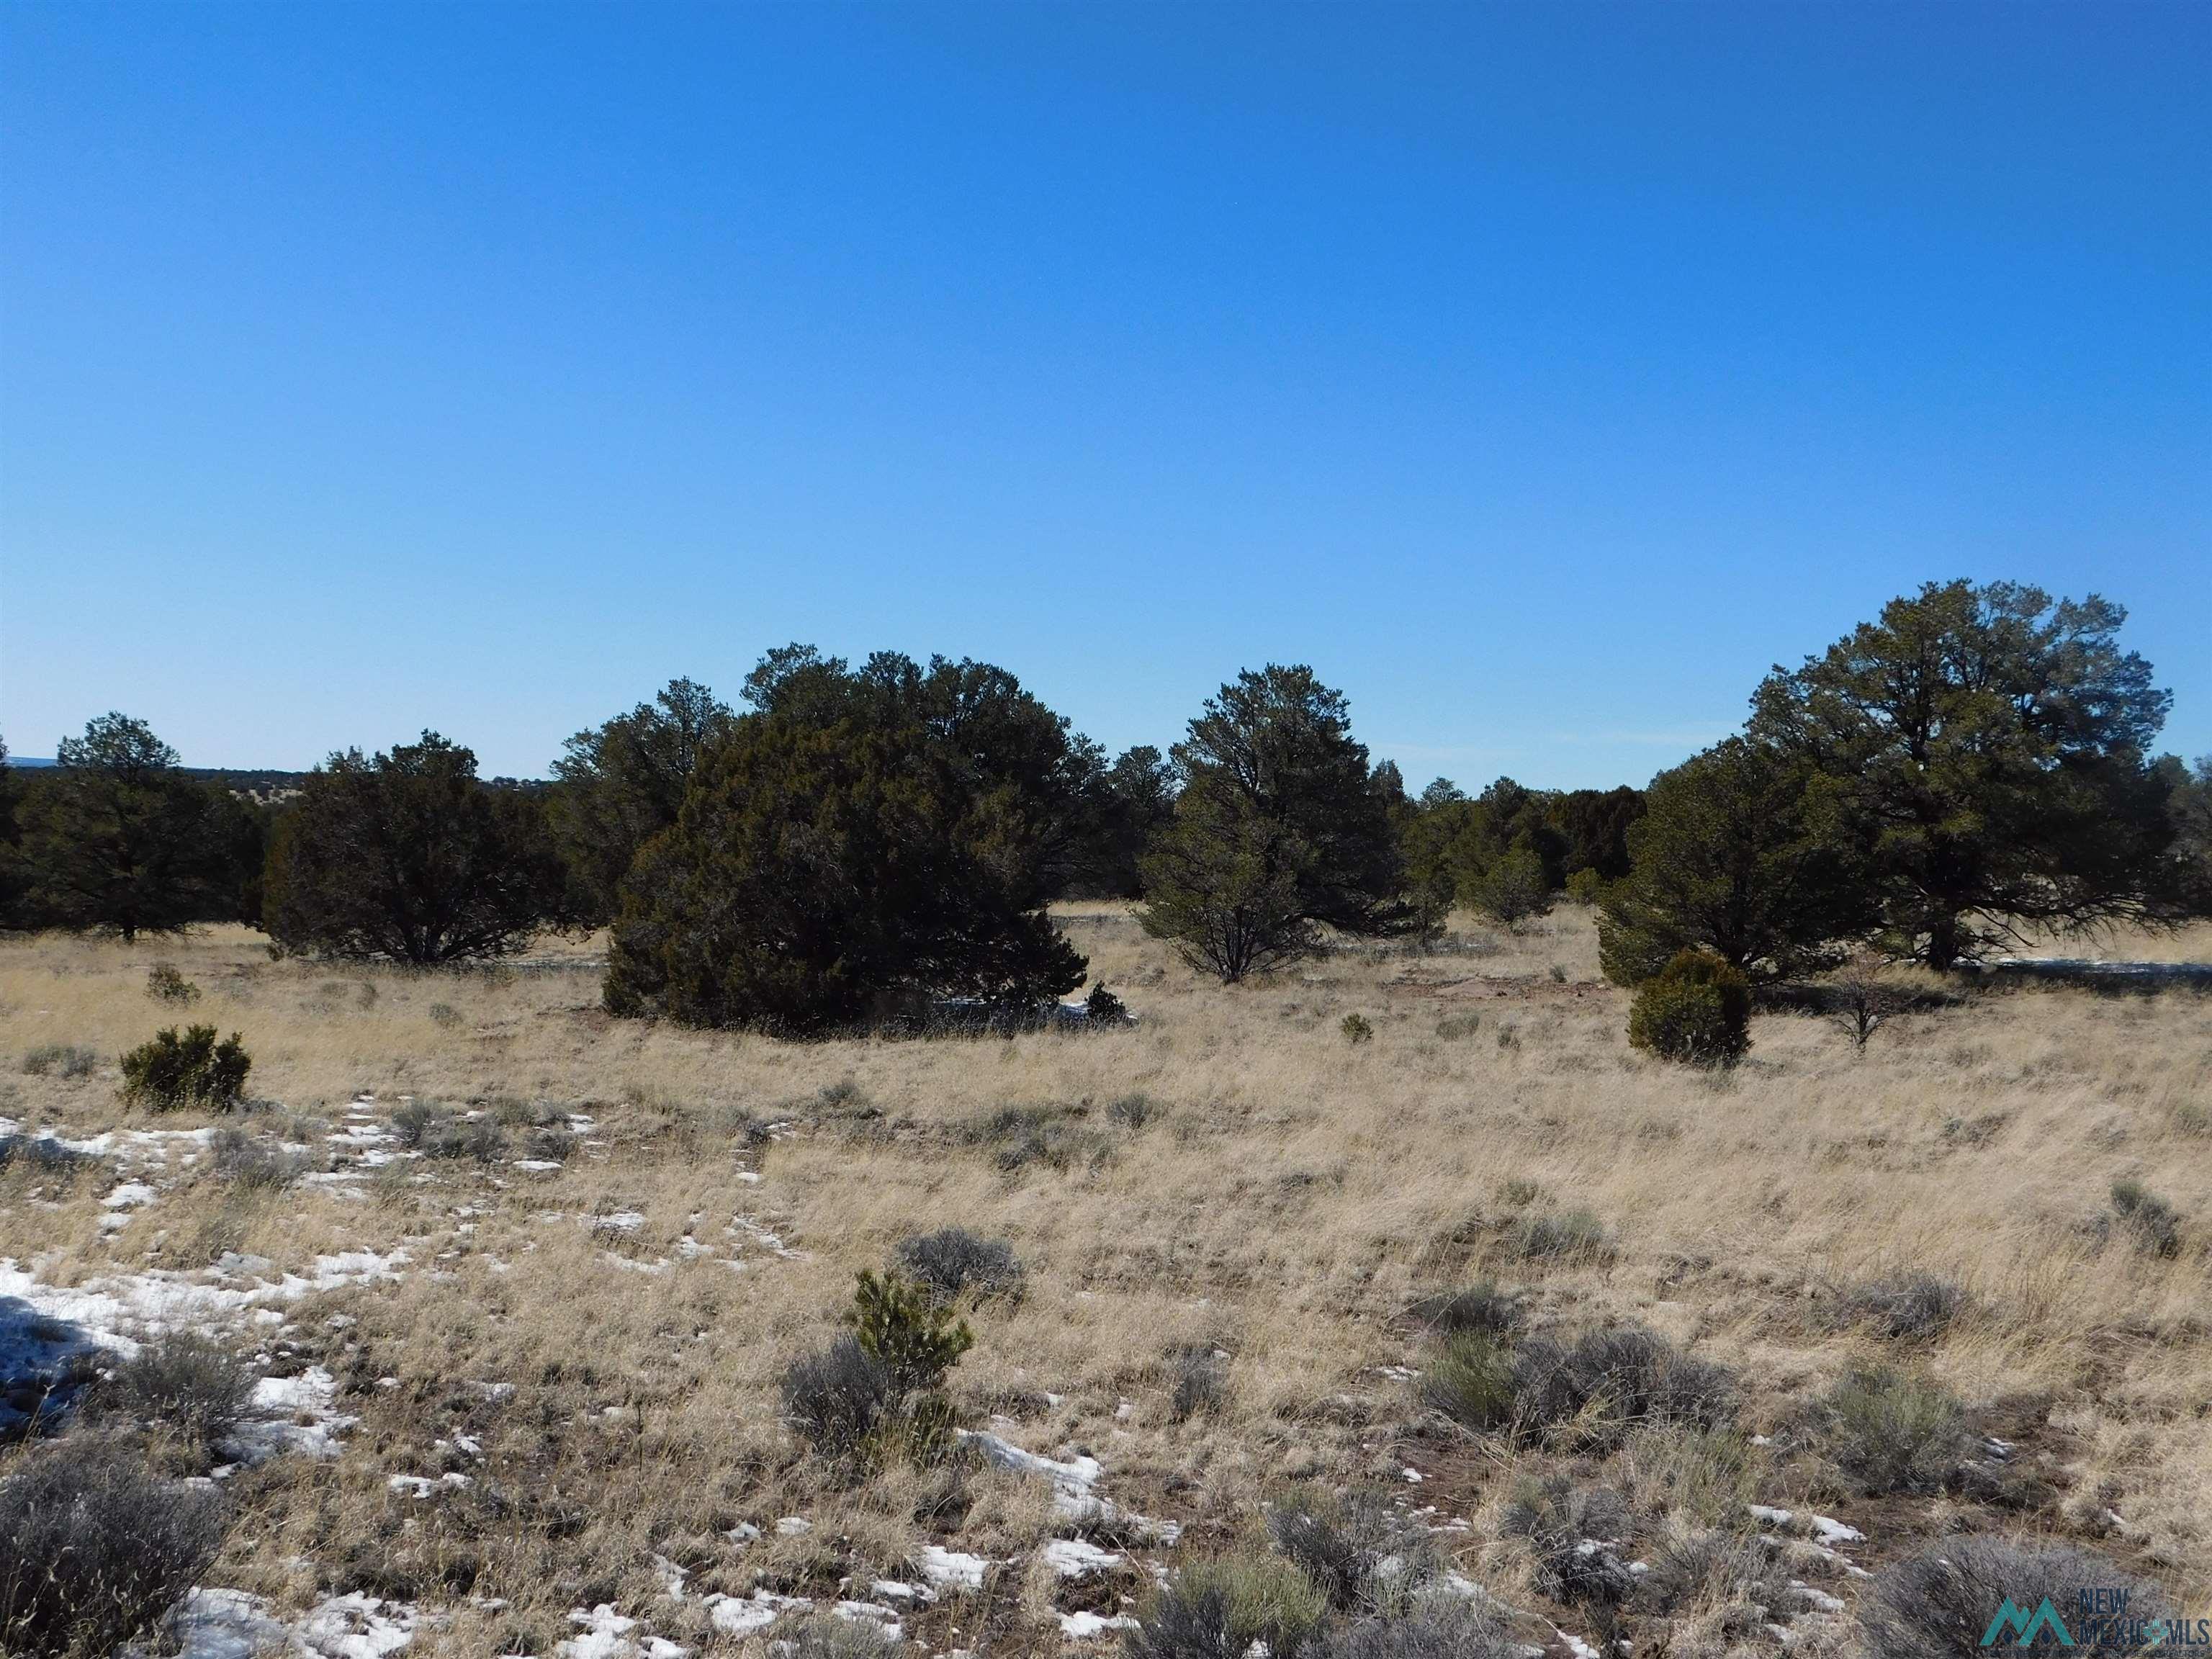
[5,759,544,797]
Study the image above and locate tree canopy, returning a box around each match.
[603,648,1089,1032]
[1750,580,2184,968]
[1140,665,1414,980]
[14,715,235,941]
[263,733,572,963]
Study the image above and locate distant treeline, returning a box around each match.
[4,580,2208,1032]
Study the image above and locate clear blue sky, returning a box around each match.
[4,1,2207,787]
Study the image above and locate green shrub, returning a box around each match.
[1627,949,1750,1065]
[1817,1364,1969,1493]
[118,1026,250,1112]
[1420,1331,1517,1431]
[1084,981,1130,1025]
[847,1270,972,1395]
[1563,868,1604,907]
[1126,1554,1327,1659]
[1340,1012,1374,1046]
[145,964,200,1005]
[1269,1485,1441,1615]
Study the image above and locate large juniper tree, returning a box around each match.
[603,647,1089,1032]
[16,715,231,941]
[1750,580,2185,968]
[1139,665,1416,981]
[262,733,572,963]
[1597,737,1869,985]
[548,678,736,922]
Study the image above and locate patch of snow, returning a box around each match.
[387,1472,472,1498]
[914,1545,991,1590]
[1808,1514,1864,1547]
[557,1604,688,1659]
[1060,1611,1140,1638]
[1042,1538,1121,1579]
[702,1590,809,1637]
[294,1593,420,1658]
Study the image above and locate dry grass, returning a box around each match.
[2,907,2208,1655]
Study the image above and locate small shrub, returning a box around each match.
[522,1125,577,1163]
[775,1614,904,1659]
[1406,1281,1520,1337]
[427,1002,462,1028]
[388,1099,441,1146]
[1106,1092,1159,1129]
[847,1270,972,1395]
[1511,1325,1737,1444]
[780,1334,893,1458]
[1817,1364,1969,1494]
[423,1115,506,1164]
[1420,1331,1517,1431]
[1858,1536,2168,1659]
[1563,868,1604,907]
[896,1228,1025,1305]
[209,1126,305,1190]
[1635,1524,1790,1617]
[1619,1424,1765,1527]
[0,1133,91,1174]
[959,1104,1112,1173]
[145,964,201,1005]
[96,1331,254,1452]
[1169,1345,1228,1422]
[1500,1474,1636,1609]
[1493,1023,1519,1053]
[1341,1012,1374,1046]
[1307,1598,1521,1659]
[119,1026,250,1112]
[22,1045,99,1080]
[1501,1208,1612,1264]
[0,1433,226,1656]
[1547,963,1567,984]
[1125,1554,1326,1659]
[1084,981,1129,1024]
[1845,1272,1967,1340]
[2110,1179,2182,1258]
[1494,1177,1541,1208]
[1270,1485,1441,1614]
[1627,950,1750,1066]
[1434,1013,1480,1040]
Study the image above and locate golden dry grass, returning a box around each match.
[2,909,2207,1655]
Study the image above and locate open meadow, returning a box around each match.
[2,909,2206,1658]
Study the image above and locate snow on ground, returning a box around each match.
[962,1427,1179,1540]
[125,1588,421,1659]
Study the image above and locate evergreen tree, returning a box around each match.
[263,733,572,963]
[1751,580,2183,968]
[603,647,1088,1031]
[17,715,229,941]
[549,678,735,922]
[1139,665,1415,980]
[1598,738,1867,985]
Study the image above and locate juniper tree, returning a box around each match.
[1750,580,2185,968]
[1139,665,1416,980]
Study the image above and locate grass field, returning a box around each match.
[2,907,2207,1657]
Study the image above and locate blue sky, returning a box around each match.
[4,1,2207,787]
